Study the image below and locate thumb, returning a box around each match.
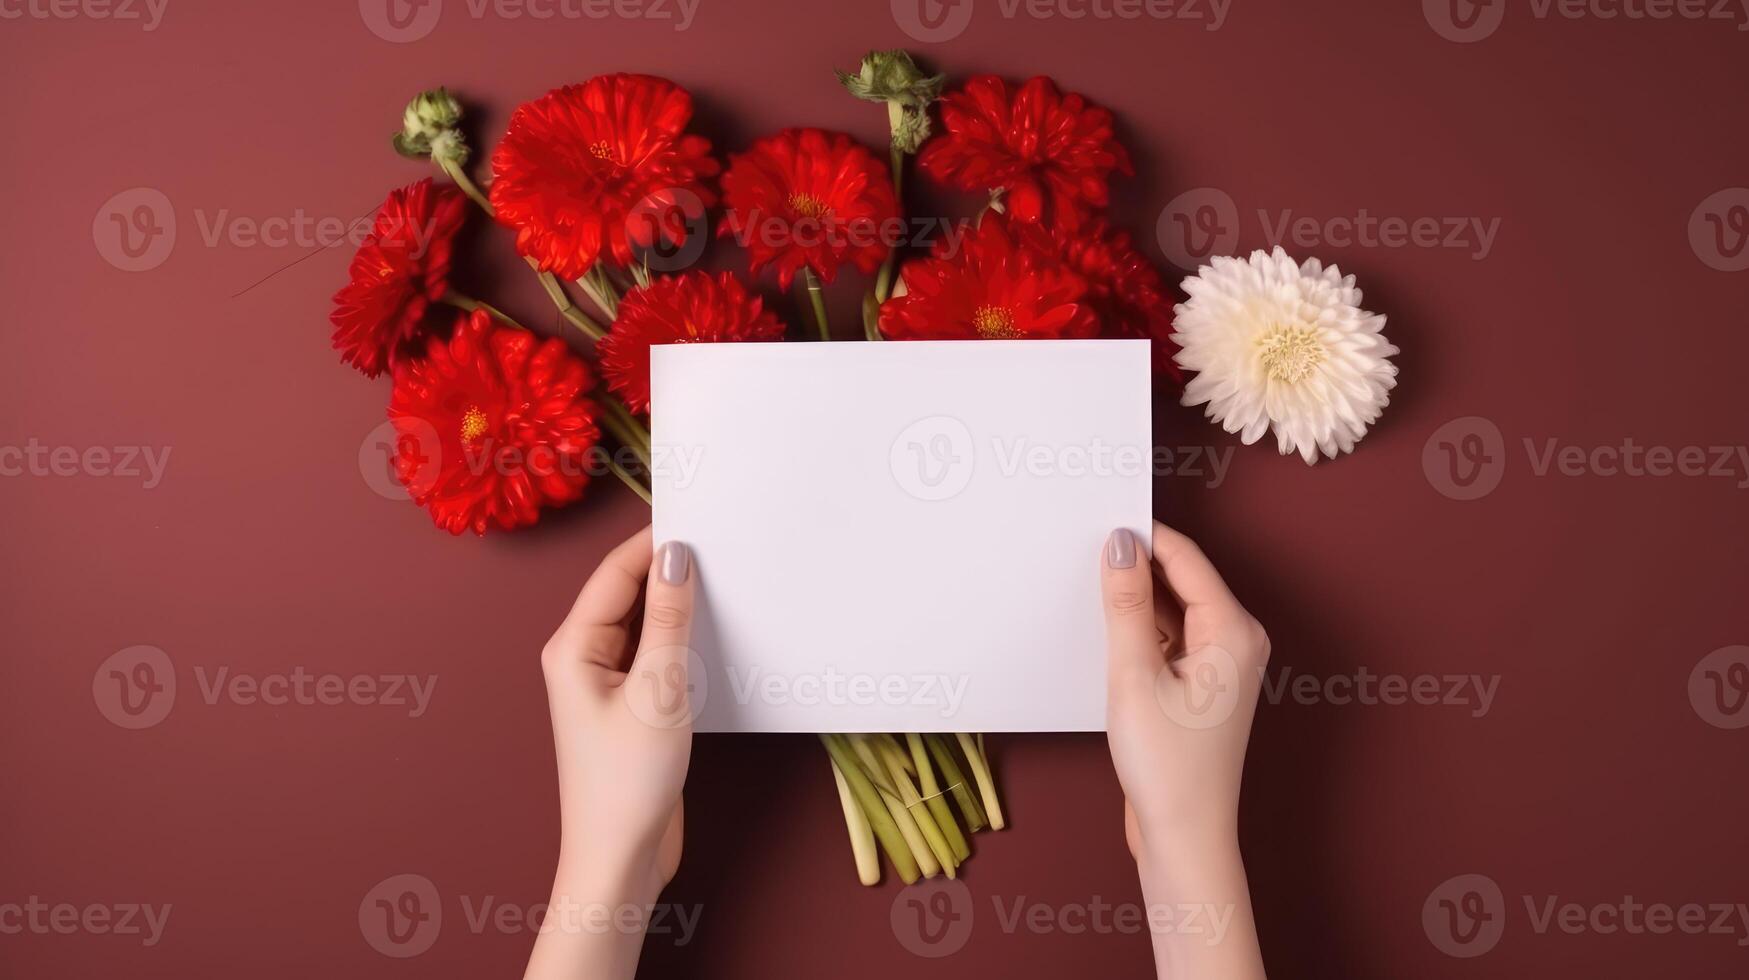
[625,540,698,728]
[1101,528,1162,690]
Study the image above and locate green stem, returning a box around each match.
[847,734,900,798]
[873,142,905,304]
[909,734,970,862]
[602,396,652,456]
[429,155,608,343]
[603,264,636,295]
[957,732,1006,831]
[862,291,882,342]
[576,265,620,321]
[438,156,494,216]
[595,402,653,473]
[925,734,987,831]
[821,736,919,884]
[441,292,522,330]
[831,757,882,886]
[875,733,913,773]
[880,740,958,877]
[851,735,938,878]
[603,452,652,505]
[529,262,607,341]
[802,268,831,341]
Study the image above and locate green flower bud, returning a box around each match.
[836,51,944,155]
[392,88,469,164]
[836,50,943,110]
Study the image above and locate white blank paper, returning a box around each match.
[651,340,1153,733]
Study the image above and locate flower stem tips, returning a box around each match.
[819,733,1002,886]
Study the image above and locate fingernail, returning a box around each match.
[1107,529,1136,569]
[658,541,691,585]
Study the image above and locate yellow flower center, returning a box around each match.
[460,405,490,443]
[589,140,614,161]
[787,193,829,219]
[973,305,1020,339]
[1257,325,1326,384]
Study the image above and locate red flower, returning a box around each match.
[1050,220,1183,382]
[719,128,899,289]
[329,179,466,378]
[880,216,1096,341]
[598,271,787,413]
[490,74,719,280]
[388,310,601,535]
[919,75,1131,230]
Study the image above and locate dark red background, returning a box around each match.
[4,0,1747,976]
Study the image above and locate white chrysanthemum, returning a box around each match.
[1171,248,1398,464]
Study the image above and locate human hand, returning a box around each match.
[539,526,696,894]
[1101,521,1269,856]
[1101,522,1269,979]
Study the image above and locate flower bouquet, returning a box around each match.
[330,51,1396,885]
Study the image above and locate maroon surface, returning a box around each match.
[5,1,1748,977]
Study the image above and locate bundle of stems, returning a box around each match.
[820,733,1005,885]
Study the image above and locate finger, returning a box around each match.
[550,526,654,670]
[1102,527,1163,688]
[1151,522,1243,618]
[625,541,697,724]
[1153,577,1186,665]
[1151,523,1264,685]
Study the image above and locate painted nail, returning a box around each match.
[1107,528,1137,569]
[658,541,691,585]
